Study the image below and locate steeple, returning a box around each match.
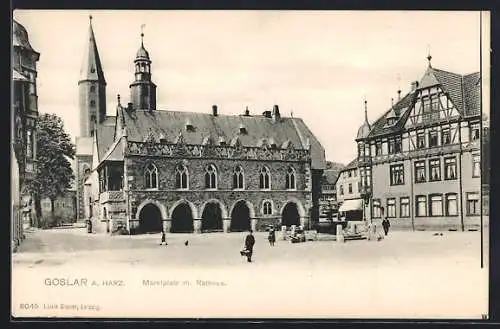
[426,45,433,68]
[130,24,157,111]
[364,98,369,125]
[78,14,107,137]
[79,15,106,83]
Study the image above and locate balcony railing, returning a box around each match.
[100,190,125,203]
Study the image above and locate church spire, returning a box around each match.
[79,14,106,83]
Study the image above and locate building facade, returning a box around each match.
[77,17,326,234]
[12,19,40,248]
[358,56,482,231]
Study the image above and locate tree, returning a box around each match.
[28,113,75,222]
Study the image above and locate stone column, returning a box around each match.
[250,218,258,232]
[163,219,171,233]
[300,216,309,229]
[223,218,231,233]
[193,219,202,234]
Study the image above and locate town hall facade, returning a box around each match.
[76,17,326,235]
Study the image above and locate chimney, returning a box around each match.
[262,110,272,118]
[410,81,419,92]
[212,105,218,116]
[397,89,401,101]
[127,102,134,112]
[244,106,250,116]
[272,104,281,122]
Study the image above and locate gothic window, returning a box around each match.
[90,100,96,108]
[90,114,96,123]
[259,166,271,189]
[262,201,273,215]
[232,166,244,189]
[144,163,158,189]
[175,165,188,189]
[285,166,296,190]
[90,85,96,93]
[204,164,217,189]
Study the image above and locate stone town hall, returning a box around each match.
[75,17,326,234]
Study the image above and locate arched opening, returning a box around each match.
[201,202,223,232]
[139,203,163,234]
[281,202,300,227]
[171,202,194,233]
[230,201,251,232]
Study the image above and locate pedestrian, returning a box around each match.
[381,207,390,236]
[160,230,168,246]
[243,229,255,262]
[268,227,276,246]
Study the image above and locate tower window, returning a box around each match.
[90,100,96,108]
[233,166,244,189]
[90,85,96,93]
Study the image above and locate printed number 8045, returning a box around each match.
[19,303,39,310]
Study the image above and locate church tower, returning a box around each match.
[78,15,107,137]
[129,28,156,111]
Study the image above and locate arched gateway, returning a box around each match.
[138,203,163,233]
[201,201,224,232]
[281,202,301,227]
[230,200,251,232]
[171,202,194,233]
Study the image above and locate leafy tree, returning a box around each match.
[28,113,75,222]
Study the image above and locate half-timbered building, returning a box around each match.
[358,56,482,231]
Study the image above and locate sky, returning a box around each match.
[13,10,488,165]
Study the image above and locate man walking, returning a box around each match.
[244,230,255,262]
[268,227,276,246]
[381,208,391,236]
[160,230,168,246]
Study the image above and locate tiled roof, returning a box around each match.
[323,169,340,184]
[367,66,480,138]
[367,92,415,138]
[120,109,326,170]
[340,158,358,172]
[96,117,116,160]
[462,72,481,117]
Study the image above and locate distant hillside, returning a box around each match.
[322,161,345,185]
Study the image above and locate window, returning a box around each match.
[417,131,425,149]
[353,170,357,177]
[430,95,439,111]
[90,85,96,93]
[429,159,441,181]
[175,165,188,189]
[259,166,270,189]
[348,183,352,194]
[144,163,158,189]
[429,130,438,147]
[414,161,426,183]
[375,141,382,155]
[285,166,296,189]
[233,166,244,189]
[90,100,96,108]
[444,157,457,180]
[429,194,443,216]
[472,154,480,177]
[372,199,381,218]
[204,164,217,189]
[400,197,410,217]
[441,127,451,145]
[416,195,427,217]
[388,136,402,154]
[348,171,352,178]
[390,164,404,185]
[387,198,396,218]
[471,123,480,141]
[466,193,480,216]
[445,194,458,216]
[263,201,272,215]
[339,185,344,196]
[422,97,431,113]
[26,130,33,159]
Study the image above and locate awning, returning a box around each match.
[338,199,363,212]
